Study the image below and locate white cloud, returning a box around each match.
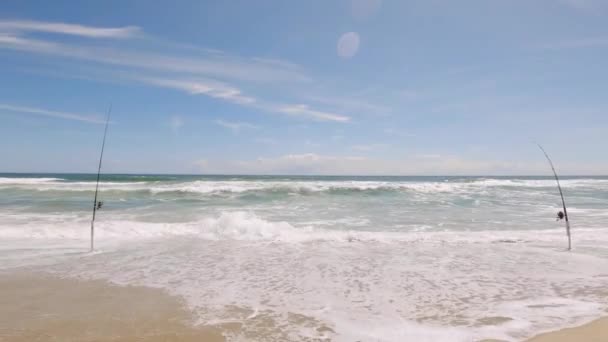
[0,19,351,123]
[193,153,608,175]
[0,19,140,39]
[136,76,350,122]
[276,104,350,122]
[0,34,61,53]
[0,103,105,124]
[250,57,302,70]
[305,94,391,116]
[140,78,256,105]
[214,119,259,133]
[0,34,309,83]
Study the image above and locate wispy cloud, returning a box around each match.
[305,94,391,116]
[0,103,105,123]
[139,77,350,122]
[0,34,61,52]
[276,104,350,122]
[0,19,140,39]
[193,153,605,175]
[0,19,351,123]
[0,34,309,83]
[140,78,256,105]
[214,119,260,133]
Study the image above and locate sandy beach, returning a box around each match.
[527,317,608,342]
[0,272,335,341]
[0,272,606,341]
[0,272,225,342]
[3,0,608,338]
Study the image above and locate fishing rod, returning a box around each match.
[90,105,112,252]
[537,144,571,251]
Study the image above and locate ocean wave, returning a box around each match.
[2,176,607,341]
[0,212,320,241]
[1,177,607,196]
[2,210,607,244]
[9,215,606,342]
[0,177,64,184]
[473,178,608,188]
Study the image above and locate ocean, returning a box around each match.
[1,173,608,341]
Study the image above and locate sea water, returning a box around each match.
[1,174,608,341]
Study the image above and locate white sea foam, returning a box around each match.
[2,177,607,195]
[0,177,64,184]
[1,210,606,244]
[8,219,602,341]
[2,175,608,341]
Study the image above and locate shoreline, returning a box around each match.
[1,271,606,341]
[0,272,225,342]
[526,317,608,342]
[0,271,333,341]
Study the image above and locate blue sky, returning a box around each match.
[1,0,607,175]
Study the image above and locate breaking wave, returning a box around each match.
[2,177,608,196]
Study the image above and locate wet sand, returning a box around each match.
[527,317,608,342]
[0,272,225,342]
[1,271,606,341]
[0,272,333,341]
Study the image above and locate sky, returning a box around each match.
[0,0,607,175]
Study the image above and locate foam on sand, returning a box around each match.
[2,174,607,341]
[6,222,602,341]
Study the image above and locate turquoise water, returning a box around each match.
[1,173,608,341]
[2,173,608,230]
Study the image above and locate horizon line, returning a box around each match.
[1,172,607,178]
